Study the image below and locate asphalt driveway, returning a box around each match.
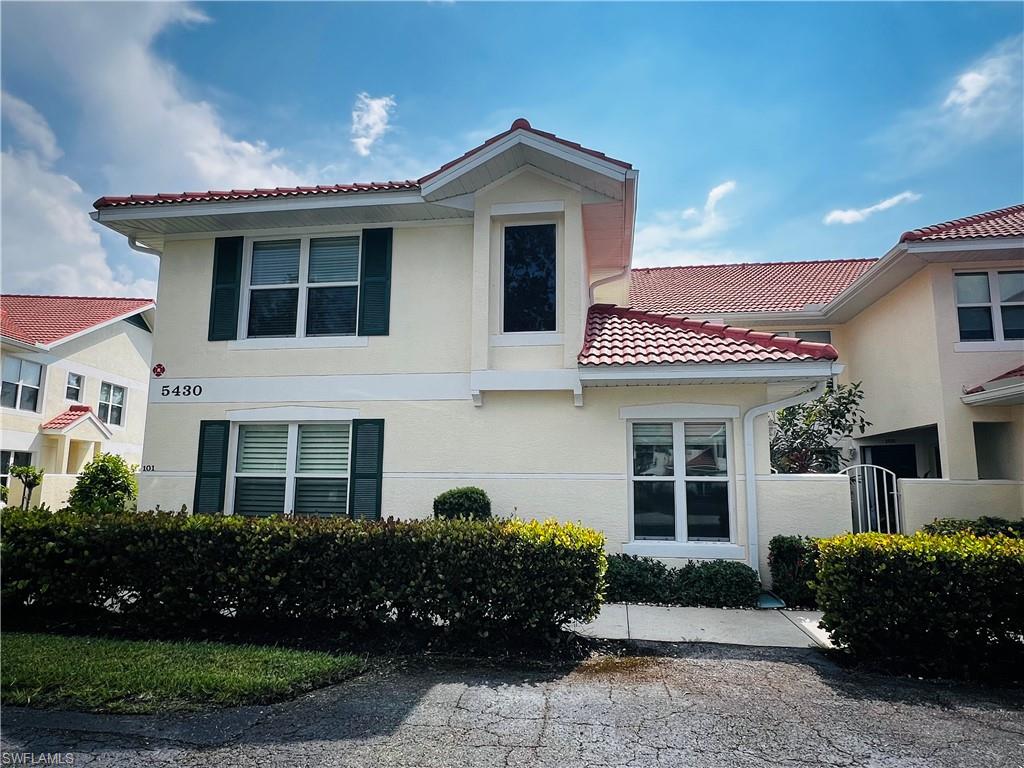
[2,644,1022,767]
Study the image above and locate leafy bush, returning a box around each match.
[816,532,1024,679]
[767,535,819,608]
[9,465,44,510]
[922,516,1022,538]
[433,486,491,520]
[0,508,605,648]
[605,554,760,608]
[68,453,138,512]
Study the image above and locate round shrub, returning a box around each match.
[433,486,491,520]
[604,554,760,608]
[67,453,138,512]
[767,535,819,608]
[922,516,1021,538]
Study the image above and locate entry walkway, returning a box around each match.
[576,604,833,649]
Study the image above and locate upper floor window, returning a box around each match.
[98,382,126,426]
[233,422,351,516]
[1,357,42,412]
[955,270,1024,342]
[246,236,360,338]
[503,223,556,333]
[630,421,731,543]
[66,372,83,402]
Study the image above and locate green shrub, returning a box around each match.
[922,516,1022,538]
[433,486,491,520]
[0,508,605,648]
[68,453,138,512]
[605,554,760,608]
[816,532,1024,679]
[767,535,819,608]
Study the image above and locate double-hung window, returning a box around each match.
[502,223,557,333]
[1,357,42,412]
[98,382,126,426]
[246,236,360,338]
[630,421,732,542]
[66,372,83,402]
[1,450,32,489]
[955,270,1024,342]
[233,423,351,516]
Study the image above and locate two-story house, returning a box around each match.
[91,119,850,578]
[1,294,155,507]
[631,204,1024,530]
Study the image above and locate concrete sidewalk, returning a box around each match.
[575,604,833,649]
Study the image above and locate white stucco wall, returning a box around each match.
[899,478,1024,532]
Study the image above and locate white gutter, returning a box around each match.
[742,379,828,578]
[128,236,162,257]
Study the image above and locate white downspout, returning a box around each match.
[742,379,829,579]
[588,266,629,304]
[128,236,162,257]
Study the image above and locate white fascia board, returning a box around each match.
[44,304,157,351]
[0,336,45,353]
[420,129,627,198]
[960,381,1024,406]
[578,361,841,383]
[491,200,565,216]
[225,406,361,422]
[92,191,426,223]
[906,237,1024,256]
[470,369,582,391]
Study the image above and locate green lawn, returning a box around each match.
[1,632,363,713]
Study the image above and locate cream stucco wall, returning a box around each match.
[900,479,1024,532]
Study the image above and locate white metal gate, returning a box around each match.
[839,464,902,534]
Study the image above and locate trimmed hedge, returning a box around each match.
[1,508,605,648]
[767,535,819,608]
[816,532,1024,679]
[433,487,491,520]
[922,516,1022,538]
[604,554,760,608]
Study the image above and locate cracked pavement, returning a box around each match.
[2,644,1022,767]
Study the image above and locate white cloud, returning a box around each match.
[351,93,397,157]
[823,191,921,225]
[633,181,741,267]
[1,92,61,164]
[875,35,1022,170]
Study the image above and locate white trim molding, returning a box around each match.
[226,406,361,422]
[580,361,842,384]
[228,336,369,351]
[489,333,564,347]
[953,340,1024,353]
[491,200,565,216]
[469,369,583,407]
[622,541,746,560]
[618,403,739,420]
[961,381,1024,406]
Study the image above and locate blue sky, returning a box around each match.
[2,2,1021,297]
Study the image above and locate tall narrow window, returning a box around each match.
[955,272,995,341]
[248,239,300,337]
[630,421,732,542]
[997,270,1024,340]
[1,357,42,412]
[503,223,556,333]
[98,382,126,426]
[66,372,83,402]
[234,424,288,516]
[294,423,350,515]
[306,237,359,336]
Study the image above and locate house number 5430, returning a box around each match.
[160,385,203,397]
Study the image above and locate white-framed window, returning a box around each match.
[629,420,733,542]
[98,382,126,426]
[233,422,351,516]
[66,372,84,402]
[1,356,43,412]
[777,330,832,344]
[954,269,1024,342]
[1,450,33,488]
[501,222,558,334]
[242,235,361,339]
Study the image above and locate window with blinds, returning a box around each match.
[245,235,360,338]
[233,422,351,517]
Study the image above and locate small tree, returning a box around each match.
[9,465,44,510]
[770,381,870,474]
[68,453,138,512]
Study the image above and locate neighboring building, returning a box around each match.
[91,119,849,578]
[631,204,1024,529]
[1,295,155,507]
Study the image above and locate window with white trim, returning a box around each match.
[1,450,32,489]
[245,235,360,338]
[955,270,1024,342]
[776,330,832,344]
[66,372,83,402]
[630,421,732,542]
[502,223,557,333]
[1,356,42,412]
[233,422,351,516]
[98,382,126,426]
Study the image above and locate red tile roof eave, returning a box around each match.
[965,364,1024,394]
[92,182,420,210]
[40,405,95,431]
[900,203,1024,242]
[0,295,154,347]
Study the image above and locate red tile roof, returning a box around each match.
[900,204,1024,242]
[93,119,630,209]
[629,259,876,315]
[578,304,838,366]
[1,295,154,347]
[40,405,94,431]
[965,365,1024,395]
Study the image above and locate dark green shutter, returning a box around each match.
[208,237,243,341]
[348,419,384,520]
[193,420,229,513]
[357,228,392,336]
